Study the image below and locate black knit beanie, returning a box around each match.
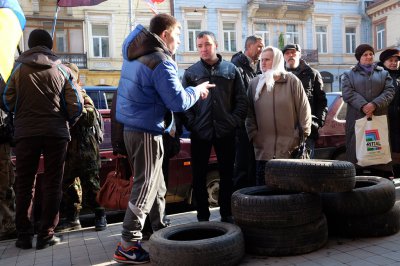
[355,44,374,61]
[379,48,400,63]
[28,29,53,50]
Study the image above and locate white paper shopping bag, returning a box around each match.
[355,115,392,167]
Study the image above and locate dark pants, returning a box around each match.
[191,133,235,221]
[15,137,67,240]
[233,126,256,189]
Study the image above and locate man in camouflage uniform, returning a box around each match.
[0,108,16,240]
[57,63,107,232]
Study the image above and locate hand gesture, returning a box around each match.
[196,81,215,99]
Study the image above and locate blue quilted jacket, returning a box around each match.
[116,25,200,135]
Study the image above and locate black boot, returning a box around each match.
[94,208,107,231]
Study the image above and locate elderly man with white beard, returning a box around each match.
[245,46,311,185]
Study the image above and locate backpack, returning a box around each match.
[0,110,14,144]
[93,108,104,144]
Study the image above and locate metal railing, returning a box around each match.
[58,53,87,69]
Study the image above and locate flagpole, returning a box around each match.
[51,4,60,39]
[128,0,132,31]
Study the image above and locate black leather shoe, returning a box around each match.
[15,236,33,249]
[36,235,62,250]
[95,215,107,231]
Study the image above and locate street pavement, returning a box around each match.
[1,179,400,266]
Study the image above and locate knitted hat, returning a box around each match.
[28,29,53,50]
[379,48,400,63]
[282,43,301,54]
[355,44,374,61]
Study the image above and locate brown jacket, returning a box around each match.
[0,46,83,140]
[246,73,311,160]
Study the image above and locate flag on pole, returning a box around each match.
[57,0,107,7]
[0,0,25,81]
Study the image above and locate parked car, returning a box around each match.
[314,92,346,160]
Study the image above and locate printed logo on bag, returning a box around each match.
[365,129,382,151]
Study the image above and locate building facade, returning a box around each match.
[366,0,400,58]
[173,0,375,91]
[18,0,171,86]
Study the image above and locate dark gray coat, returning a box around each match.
[342,63,395,165]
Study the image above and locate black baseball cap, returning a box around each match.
[282,44,301,54]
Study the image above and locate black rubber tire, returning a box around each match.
[265,159,356,193]
[327,201,400,237]
[240,215,328,256]
[321,176,395,217]
[232,186,322,228]
[149,221,244,266]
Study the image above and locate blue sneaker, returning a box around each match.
[113,242,150,264]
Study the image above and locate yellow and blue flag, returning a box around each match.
[0,0,25,82]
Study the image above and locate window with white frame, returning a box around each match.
[223,22,237,52]
[187,20,201,52]
[254,23,269,46]
[376,23,385,50]
[43,21,66,53]
[56,29,67,53]
[316,25,328,54]
[286,24,299,44]
[345,27,356,54]
[92,24,109,58]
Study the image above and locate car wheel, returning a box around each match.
[241,215,328,256]
[321,176,395,217]
[232,186,322,228]
[327,201,400,237]
[149,221,245,266]
[206,170,220,207]
[265,159,356,193]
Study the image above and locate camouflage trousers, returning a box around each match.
[0,143,16,234]
[60,171,101,219]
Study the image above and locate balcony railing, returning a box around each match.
[302,49,318,63]
[58,53,87,69]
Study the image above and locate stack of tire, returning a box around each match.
[321,175,400,237]
[232,159,357,256]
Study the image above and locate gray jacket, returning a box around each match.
[342,63,395,165]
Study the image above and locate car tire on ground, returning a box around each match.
[327,201,400,237]
[241,215,328,256]
[265,159,356,193]
[321,176,395,217]
[149,222,244,266]
[232,186,322,228]
[206,170,220,207]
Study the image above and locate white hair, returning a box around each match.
[254,46,287,101]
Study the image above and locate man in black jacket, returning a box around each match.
[282,44,328,158]
[183,31,247,223]
[231,35,263,189]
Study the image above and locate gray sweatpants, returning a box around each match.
[121,131,167,243]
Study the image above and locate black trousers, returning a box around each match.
[15,137,67,240]
[190,133,235,220]
[233,126,256,189]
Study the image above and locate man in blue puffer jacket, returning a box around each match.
[113,13,213,264]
